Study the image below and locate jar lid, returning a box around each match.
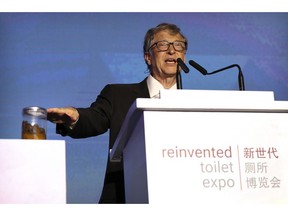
[22,106,47,118]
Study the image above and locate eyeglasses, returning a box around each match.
[148,40,187,52]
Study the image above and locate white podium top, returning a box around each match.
[135,89,288,113]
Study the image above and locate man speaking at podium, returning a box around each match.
[47,23,188,203]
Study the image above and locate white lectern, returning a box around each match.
[111,89,288,204]
[0,139,66,204]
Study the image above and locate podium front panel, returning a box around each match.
[143,111,288,204]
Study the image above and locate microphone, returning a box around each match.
[189,59,245,91]
[177,58,190,73]
[188,59,207,75]
[175,58,189,89]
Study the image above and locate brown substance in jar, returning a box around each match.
[21,120,46,140]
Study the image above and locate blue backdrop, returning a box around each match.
[0,12,287,203]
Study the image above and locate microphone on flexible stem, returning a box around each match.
[177,58,190,74]
[189,60,245,91]
[188,59,207,75]
[176,58,190,89]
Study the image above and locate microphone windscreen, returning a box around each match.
[176,58,190,73]
[189,60,208,75]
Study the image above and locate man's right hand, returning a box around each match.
[47,107,79,126]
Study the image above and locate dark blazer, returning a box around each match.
[57,77,150,203]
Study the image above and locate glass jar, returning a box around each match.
[21,106,47,140]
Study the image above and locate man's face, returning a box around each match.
[145,30,187,80]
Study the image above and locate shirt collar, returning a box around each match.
[147,74,177,98]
